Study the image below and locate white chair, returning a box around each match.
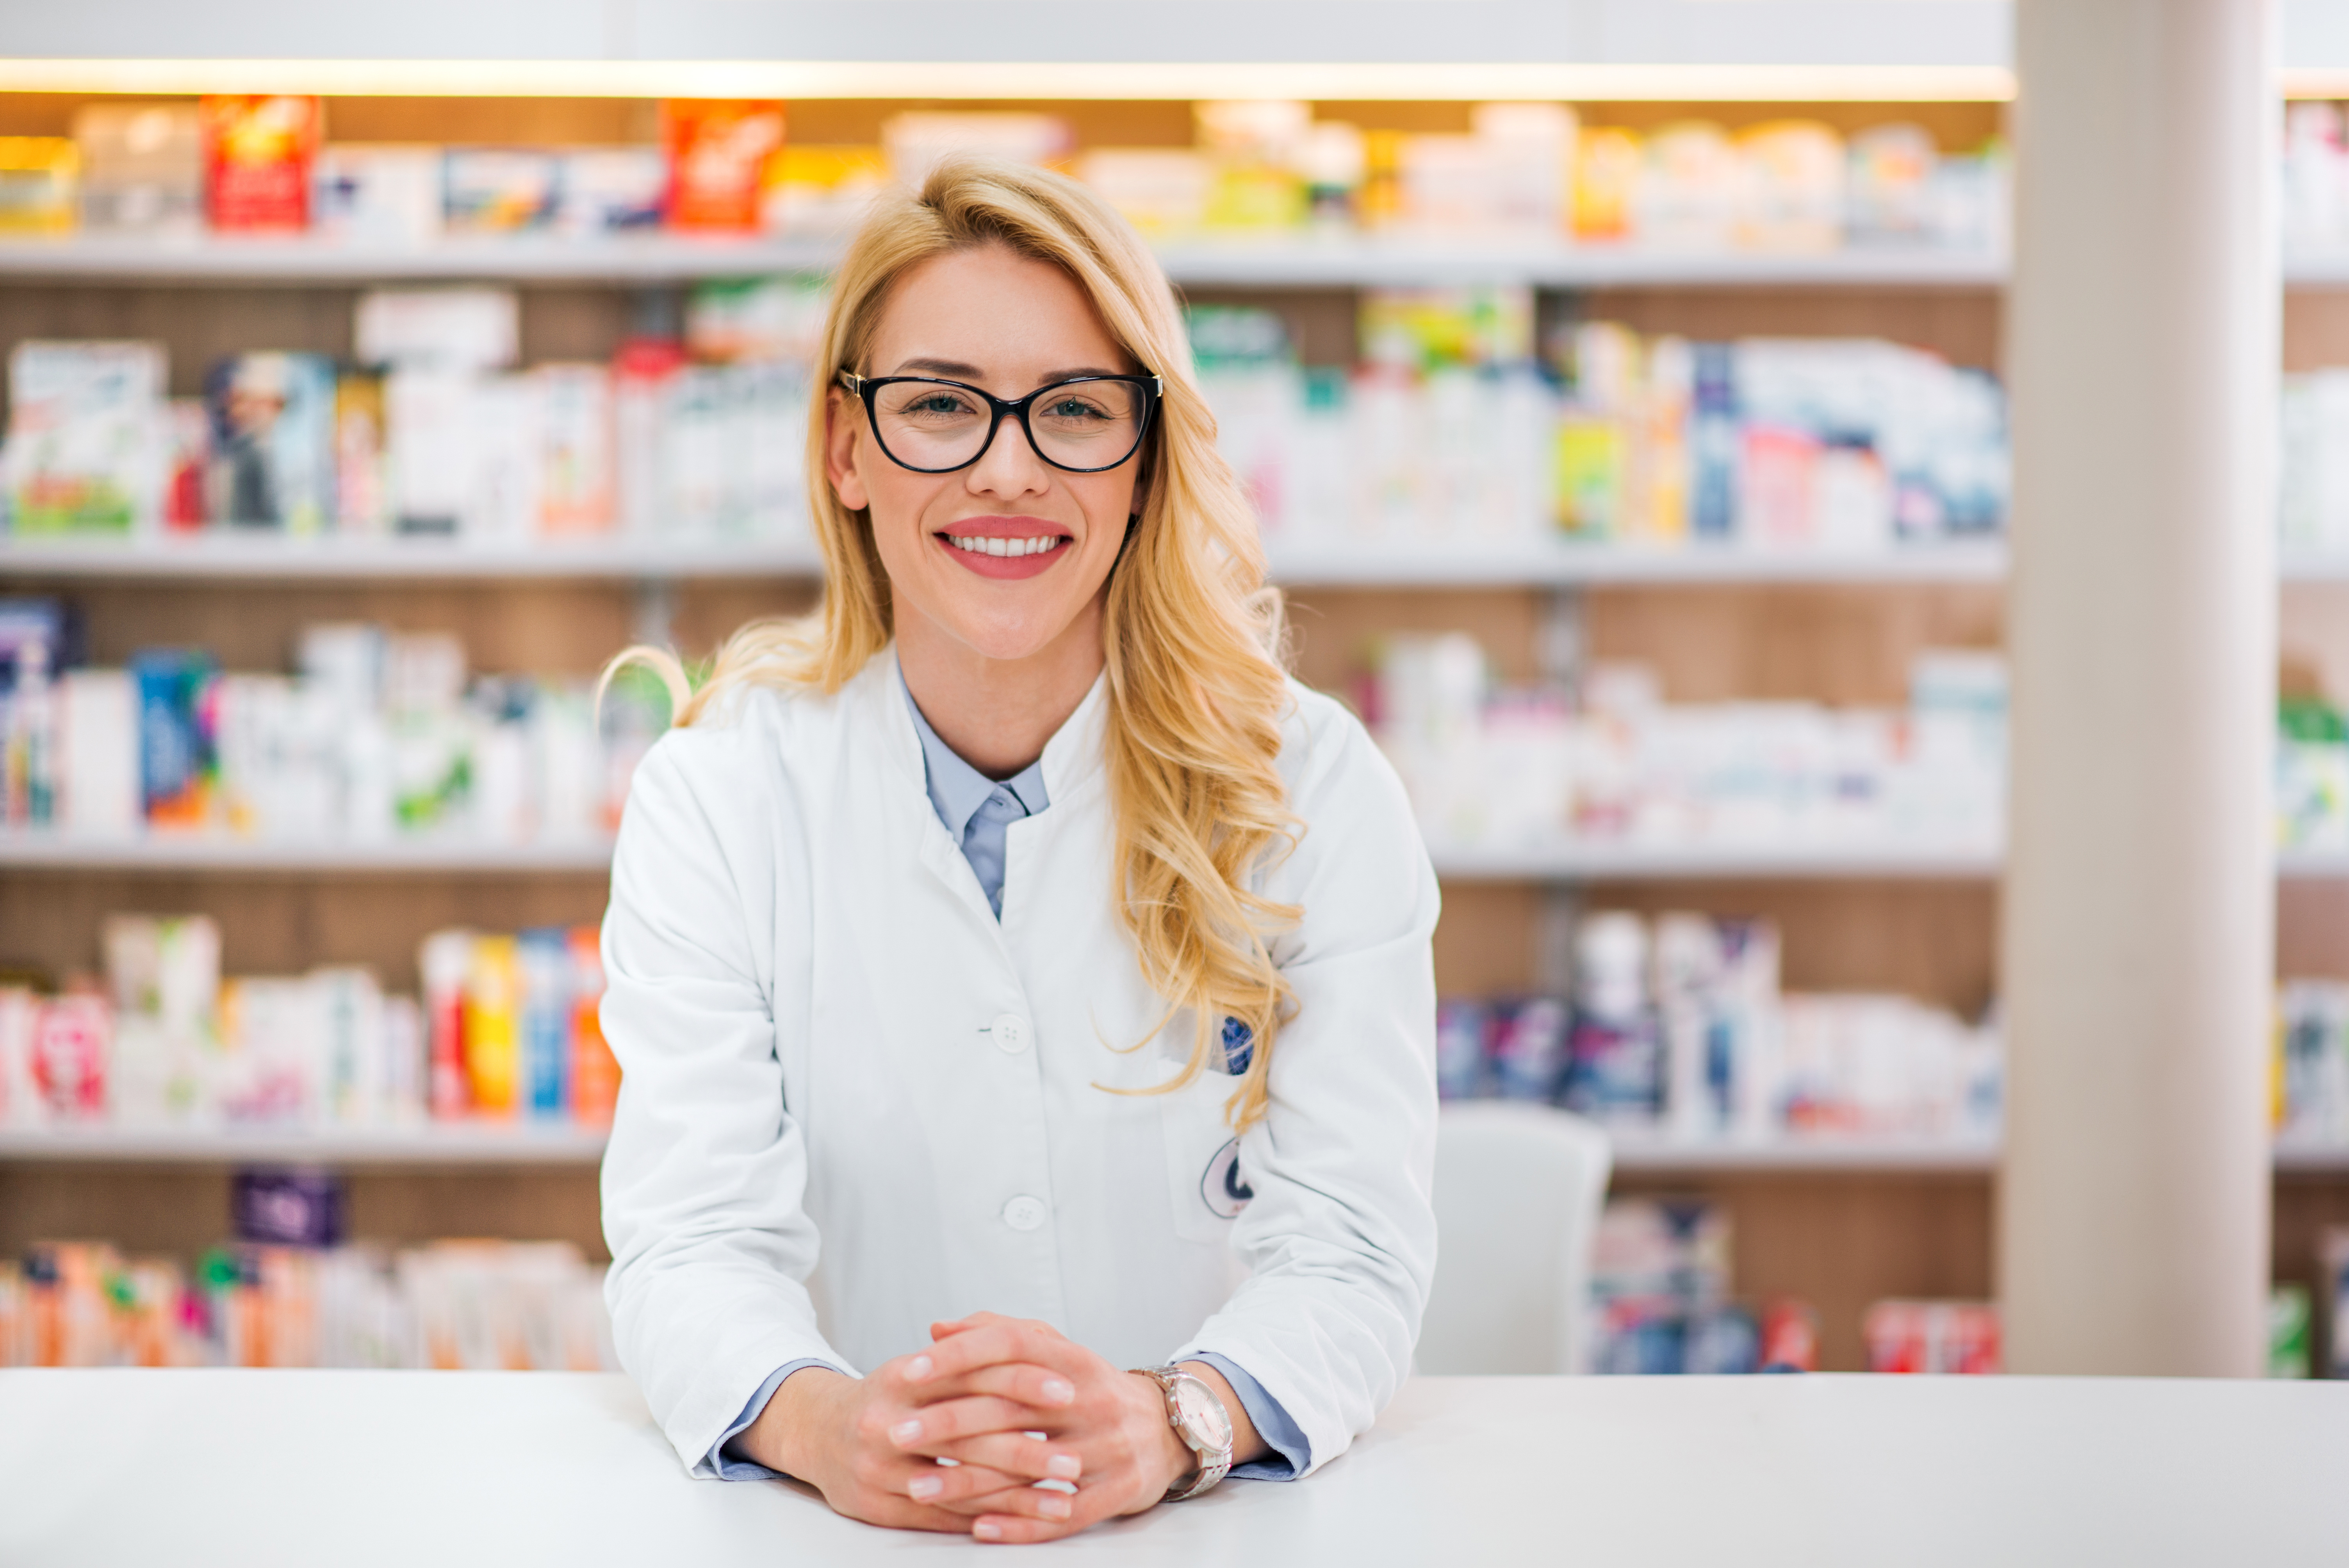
[1416,1101,1613,1375]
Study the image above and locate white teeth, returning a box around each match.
[946,534,1061,556]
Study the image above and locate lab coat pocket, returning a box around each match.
[1159,1069,1251,1244]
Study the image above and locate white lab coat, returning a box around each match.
[599,645,1440,1477]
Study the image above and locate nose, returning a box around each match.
[964,406,1052,501]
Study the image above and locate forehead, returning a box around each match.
[869,243,1133,378]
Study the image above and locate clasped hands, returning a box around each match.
[740,1311,1259,1544]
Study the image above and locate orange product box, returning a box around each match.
[200,95,321,232]
[567,924,620,1124]
[663,100,786,232]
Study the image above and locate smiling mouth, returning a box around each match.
[939,533,1069,558]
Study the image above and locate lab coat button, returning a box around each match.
[1001,1195,1048,1232]
[991,1013,1030,1053]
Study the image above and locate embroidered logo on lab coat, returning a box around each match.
[1201,1138,1254,1219]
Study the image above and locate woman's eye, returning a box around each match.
[898,393,978,419]
[1044,399,1106,421]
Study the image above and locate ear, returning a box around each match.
[823,386,872,513]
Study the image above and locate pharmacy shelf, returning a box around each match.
[20,837,2349,882]
[0,832,615,875]
[0,533,2010,588]
[1265,538,2009,588]
[0,533,824,581]
[1427,841,2005,882]
[0,1123,608,1166]
[5,1123,2339,1175]
[0,232,2017,289]
[0,233,844,284]
[1605,1131,2000,1174]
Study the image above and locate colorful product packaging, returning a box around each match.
[1489,995,1571,1103]
[764,144,888,237]
[31,994,110,1120]
[199,95,321,232]
[73,104,202,235]
[203,352,337,533]
[1435,998,1491,1101]
[442,148,560,233]
[555,148,668,235]
[1862,1299,2000,1374]
[567,925,619,1124]
[420,929,473,1120]
[3,340,168,535]
[0,137,80,233]
[463,934,521,1115]
[331,374,390,533]
[162,398,210,531]
[311,144,440,245]
[662,100,786,232]
[518,928,571,1117]
[129,648,219,828]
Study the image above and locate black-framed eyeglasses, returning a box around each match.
[837,370,1163,475]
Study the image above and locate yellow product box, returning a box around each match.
[463,935,522,1116]
[0,138,80,234]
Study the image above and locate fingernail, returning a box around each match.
[889,1418,923,1446]
[906,1355,934,1381]
[907,1474,943,1500]
[1039,1495,1072,1521]
[1041,1377,1075,1404]
[973,1521,1003,1541]
[1046,1454,1082,1480]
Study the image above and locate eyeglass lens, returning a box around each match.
[873,380,1146,472]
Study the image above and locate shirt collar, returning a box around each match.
[898,668,1051,839]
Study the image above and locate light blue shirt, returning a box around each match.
[702,674,1309,1484]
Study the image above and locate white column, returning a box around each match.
[1999,0,2278,1376]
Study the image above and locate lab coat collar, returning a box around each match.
[872,643,1109,811]
[898,669,1050,840]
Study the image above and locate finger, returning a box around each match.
[926,1430,1086,1484]
[887,1395,1068,1453]
[896,1461,1028,1508]
[958,1487,1080,1536]
[903,1320,1080,1388]
[943,1361,1085,1413]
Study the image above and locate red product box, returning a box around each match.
[200,95,321,232]
[662,100,786,232]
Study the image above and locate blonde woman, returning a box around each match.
[600,159,1439,1545]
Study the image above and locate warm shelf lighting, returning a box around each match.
[0,57,2019,102]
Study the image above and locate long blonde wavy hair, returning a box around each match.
[613,157,1300,1128]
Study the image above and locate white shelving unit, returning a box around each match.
[0,533,824,581]
[2,1121,2339,1175]
[0,1123,608,1166]
[1428,841,2005,882]
[0,532,2016,588]
[0,232,2010,289]
[0,832,614,875]
[1606,1130,2000,1174]
[9,836,2346,881]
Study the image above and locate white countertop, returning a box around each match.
[2,1370,2344,1566]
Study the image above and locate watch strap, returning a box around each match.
[1133,1365,1233,1502]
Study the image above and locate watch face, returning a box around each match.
[1170,1377,1233,1451]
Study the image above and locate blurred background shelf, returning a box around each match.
[0,232,2012,289]
[0,533,825,581]
[0,833,615,874]
[0,534,2015,586]
[1427,842,2005,882]
[0,1124,608,1165]
[4,1123,2340,1176]
[1606,1132,1999,1174]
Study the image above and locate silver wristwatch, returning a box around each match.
[1132,1364,1234,1501]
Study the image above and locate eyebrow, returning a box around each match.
[887,358,1136,384]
